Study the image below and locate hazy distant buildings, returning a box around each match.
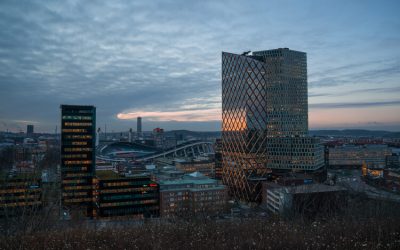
[60,105,96,216]
[153,127,165,149]
[26,124,34,135]
[328,145,392,168]
[221,48,324,202]
[386,153,400,169]
[174,158,215,177]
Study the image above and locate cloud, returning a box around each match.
[0,0,399,132]
[309,59,400,88]
[309,86,400,99]
[117,108,221,122]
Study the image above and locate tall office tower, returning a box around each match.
[60,105,96,216]
[137,117,142,134]
[221,48,324,202]
[26,124,34,135]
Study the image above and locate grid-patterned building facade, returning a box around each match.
[0,173,42,217]
[94,171,159,218]
[221,48,324,202]
[61,105,96,215]
[266,137,324,170]
[159,173,228,217]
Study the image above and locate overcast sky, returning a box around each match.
[0,0,399,133]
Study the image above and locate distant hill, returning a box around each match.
[165,130,221,139]
[165,129,400,139]
[309,129,400,138]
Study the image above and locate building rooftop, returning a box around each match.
[333,144,389,149]
[0,170,41,181]
[60,104,95,109]
[96,170,150,180]
[159,172,219,186]
[95,170,121,180]
[265,182,347,194]
[252,47,305,55]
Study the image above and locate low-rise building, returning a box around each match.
[175,158,215,177]
[262,182,347,217]
[386,153,400,168]
[361,161,385,179]
[94,170,159,218]
[384,169,400,193]
[159,172,228,217]
[0,172,42,217]
[328,145,391,168]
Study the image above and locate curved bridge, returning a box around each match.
[96,140,214,163]
[139,141,214,161]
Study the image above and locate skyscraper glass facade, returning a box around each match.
[221,48,324,202]
[61,105,96,214]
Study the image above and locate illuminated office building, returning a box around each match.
[221,48,324,202]
[60,105,96,216]
[0,172,42,217]
[94,171,159,218]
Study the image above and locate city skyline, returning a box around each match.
[1,0,400,132]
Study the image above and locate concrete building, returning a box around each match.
[262,182,347,217]
[221,48,324,202]
[159,172,228,217]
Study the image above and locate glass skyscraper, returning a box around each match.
[221,48,324,202]
[61,105,96,216]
